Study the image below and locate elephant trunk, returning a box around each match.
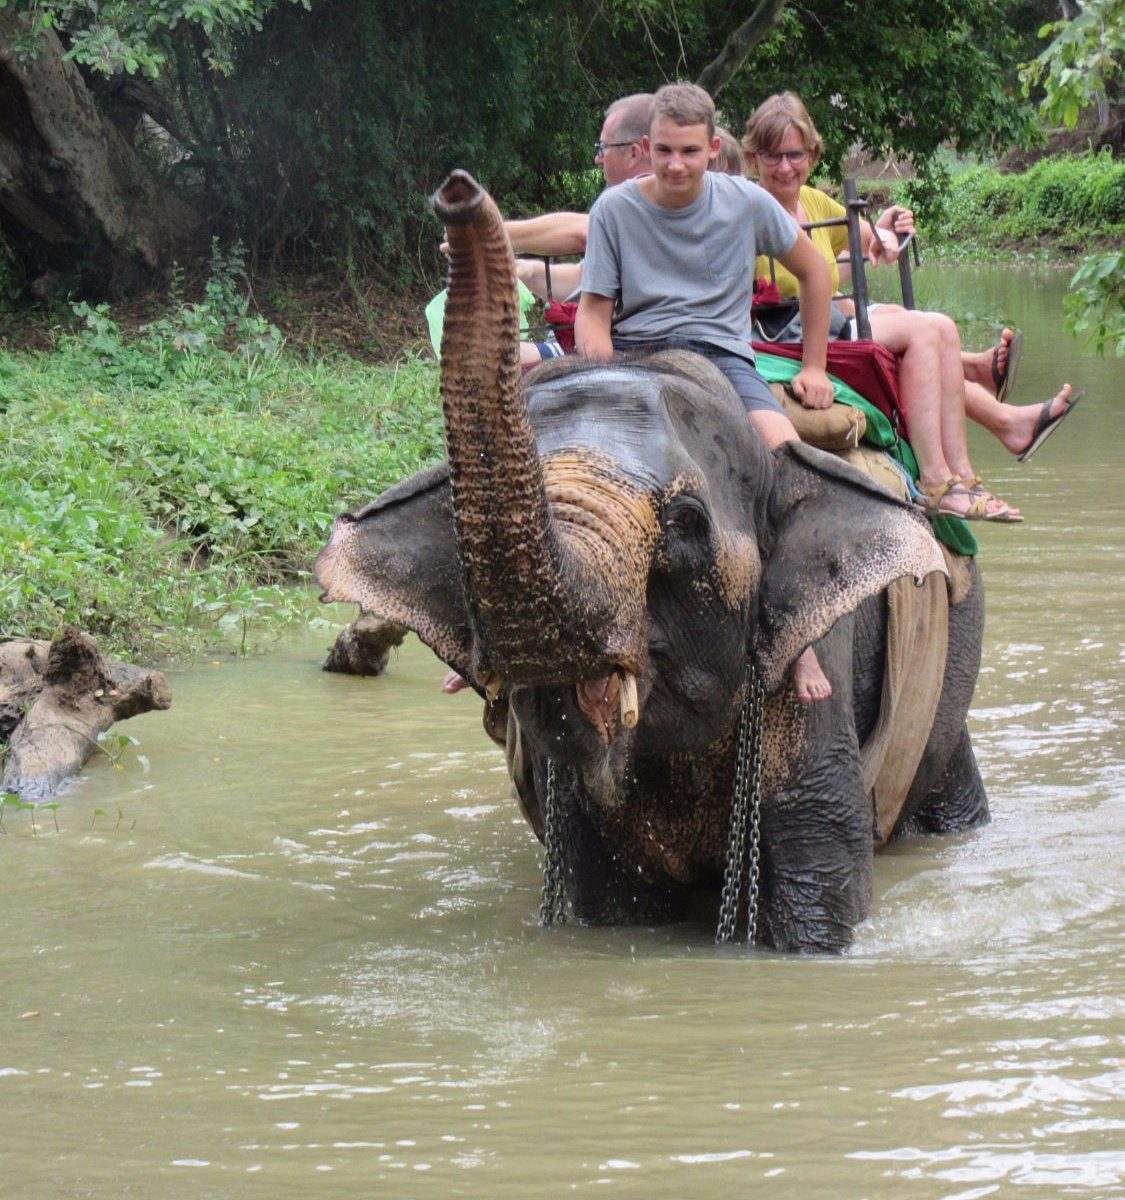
[432,171,646,689]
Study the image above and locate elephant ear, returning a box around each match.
[314,463,475,682]
[754,441,947,693]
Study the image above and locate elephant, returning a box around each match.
[314,169,990,953]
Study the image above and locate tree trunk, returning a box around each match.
[695,0,788,97]
[0,11,200,297]
[1,628,172,801]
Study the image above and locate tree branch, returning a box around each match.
[695,0,789,97]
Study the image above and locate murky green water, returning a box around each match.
[3,267,1123,1198]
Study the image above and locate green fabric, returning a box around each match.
[755,353,978,557]
[426,282,539,360]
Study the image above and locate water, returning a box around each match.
[3,267,1123,1198]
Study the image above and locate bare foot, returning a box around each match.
[792,647,832,704]
[962,328,1013,394]
[441,669,470,694]
[999,385,1074,457]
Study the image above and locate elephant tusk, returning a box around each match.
[483,673,503,701]
[618,670,639,728]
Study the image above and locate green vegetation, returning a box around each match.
[0,258,444,661]
[904,152,1125,249]
[897,154,1125,356]
[1,0,1057,300]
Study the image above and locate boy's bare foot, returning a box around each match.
[441,669,470,694]
[792,646,832,704]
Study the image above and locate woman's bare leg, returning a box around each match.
[868,309,1012,518]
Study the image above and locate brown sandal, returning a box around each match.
[961,474,1023,523]
[915,476,1015,523]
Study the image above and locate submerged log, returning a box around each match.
[0,628,171,801]
[322,611,407,676]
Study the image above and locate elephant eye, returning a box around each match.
[664,495,710,539]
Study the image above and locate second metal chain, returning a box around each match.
[716,668,765,945]
[538,758,567,926]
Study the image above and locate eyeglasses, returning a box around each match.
[594,140,635,157]
[758,149,810,166]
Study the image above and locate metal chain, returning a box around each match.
[716,667,765,945]
[716,690,751,943]
[743,670,765,945]
[539,759,567,926]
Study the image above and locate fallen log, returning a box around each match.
[1,627,171,801]
[322,611,407,676]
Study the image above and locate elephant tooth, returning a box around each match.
[619,671,639,728]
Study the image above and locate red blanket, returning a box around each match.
[754,339,907,439]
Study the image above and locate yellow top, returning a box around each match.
[755,186,849,297]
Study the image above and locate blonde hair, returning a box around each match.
[651,82,715,138]
[743,92,823,167]
[710,127,747,175]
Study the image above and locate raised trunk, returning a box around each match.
[433,171,638,687]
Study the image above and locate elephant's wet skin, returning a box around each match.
[315,169,991,953]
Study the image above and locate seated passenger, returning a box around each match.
[743,92,1079,519]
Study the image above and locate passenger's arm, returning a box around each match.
[505,212,589,257]
[516,259,584,302]
[774,231,834,410]
[575,292,616,360]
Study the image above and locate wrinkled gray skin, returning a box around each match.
[315,170,990,952]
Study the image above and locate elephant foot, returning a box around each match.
[792,647,833,704]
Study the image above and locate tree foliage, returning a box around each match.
[1022,0,1124,129]
[0,0,1057,299]
[1021,0,1125,354]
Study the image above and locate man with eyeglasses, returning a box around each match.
[503,93,654,268]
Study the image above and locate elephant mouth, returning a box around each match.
[575,669,640,745]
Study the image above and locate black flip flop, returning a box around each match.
[992,330,1023,404]
[1017,390,1083,463]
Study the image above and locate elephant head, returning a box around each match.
[315,170,948,937]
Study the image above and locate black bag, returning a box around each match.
[752,301,852,344]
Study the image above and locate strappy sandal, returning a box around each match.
[961,474,1024,523]
[914,475,1008,522]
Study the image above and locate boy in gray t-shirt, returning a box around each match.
[576,83,834,458]
[575,82,835,703]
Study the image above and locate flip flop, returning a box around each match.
[992,329,1023,404]
[1017,390,1084,463]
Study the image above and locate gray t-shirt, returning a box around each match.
[582,173,797,360]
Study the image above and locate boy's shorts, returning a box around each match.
[611,336,782,416]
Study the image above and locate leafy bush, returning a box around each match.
[1065,249,1125,356]
[897,151,1125,246]
[0,311,444,660]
